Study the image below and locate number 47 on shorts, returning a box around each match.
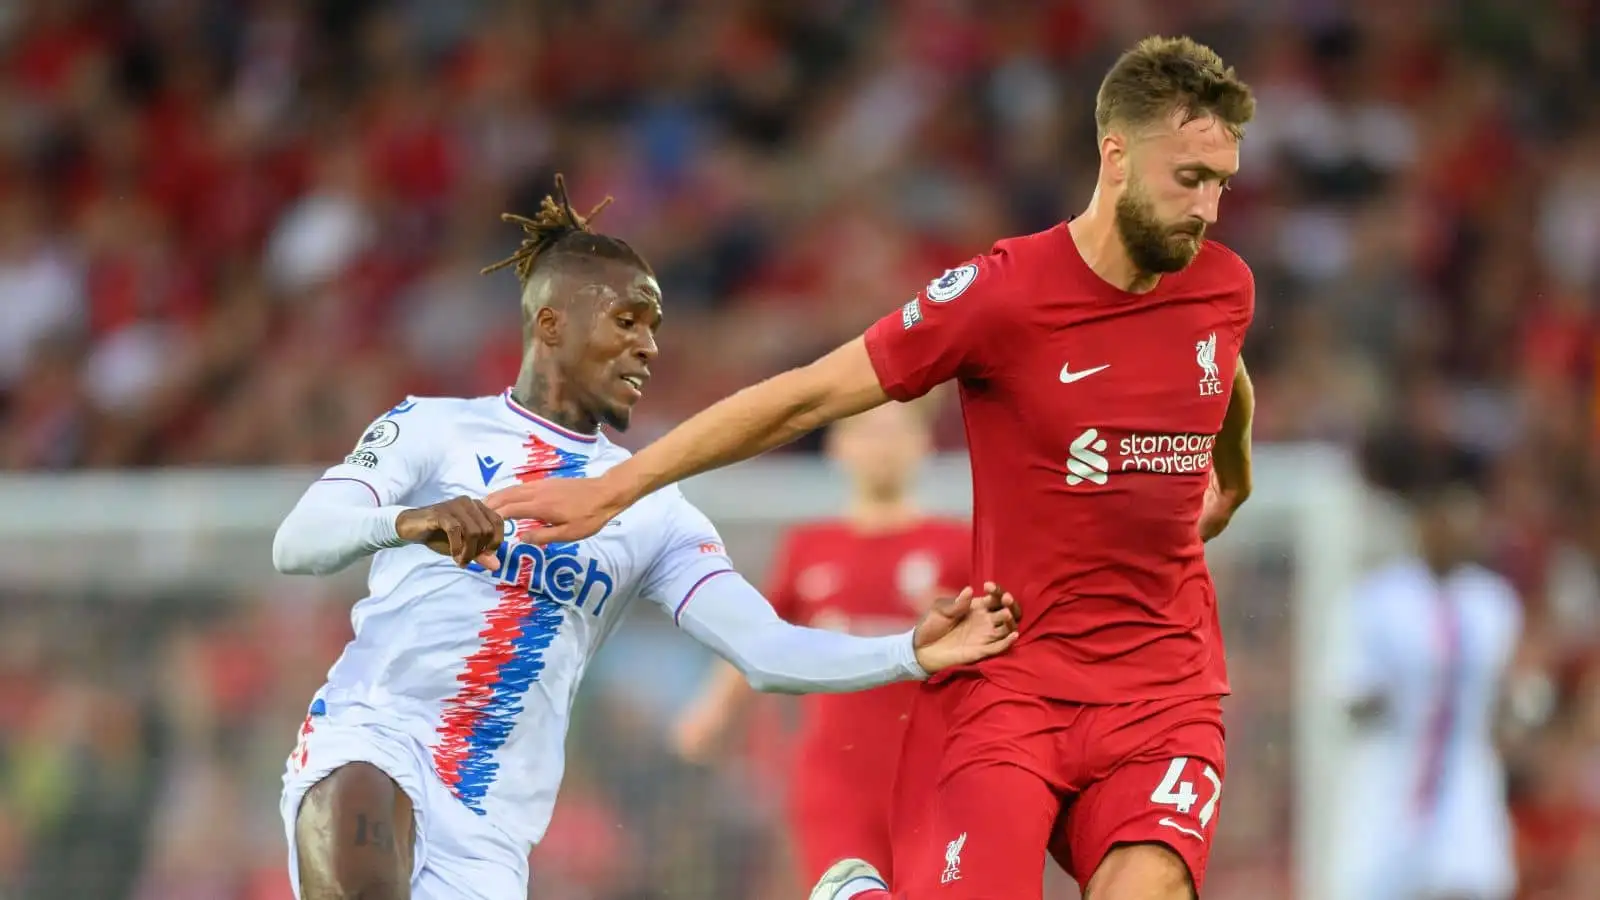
[1149,757,1222,840]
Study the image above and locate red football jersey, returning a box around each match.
[767,518,971,771]
[863,222,1254,704]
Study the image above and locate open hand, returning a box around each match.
[484,475,625,545]
[396,497,504,568]
[911,582,1022,674]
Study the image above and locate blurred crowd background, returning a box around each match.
[6,0,1600,897]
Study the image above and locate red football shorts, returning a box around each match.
[789,761,896,885]
[888,673,1226,899]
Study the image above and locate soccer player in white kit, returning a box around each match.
[269,178,1021,900]
[1335,479,1522,900]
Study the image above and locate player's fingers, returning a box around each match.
[515,522,571,546]
[1004,592,1021,623]
[974,630,1020,655]
[975,582,1009,612]
[482,487,528,514]
[442,519,469,566]
[526,524,566,546]
[987,609,1016,635]
[463,498,498,529]
[954,629,1019,665]
[934,586,974,618]
[484,504,506,537]
[996,592,1020,624]
[464,503,503,556]
[492,500,548,522]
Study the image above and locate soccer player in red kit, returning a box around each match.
[487,36,1257,900]
[671,400,969,887]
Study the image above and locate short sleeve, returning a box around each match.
[316,398,438,506]
[1235,261,1256,346]
[1216,246,1256,349]
[763,528,805,622]
[863,251,1014,401]
[640,488,738,625]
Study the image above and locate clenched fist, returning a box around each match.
[396,497,505,568]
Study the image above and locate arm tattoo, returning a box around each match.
[353,813,396,853]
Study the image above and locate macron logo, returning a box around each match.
[476,455,503,485]
[1066,429,1109,486]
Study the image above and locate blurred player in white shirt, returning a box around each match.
[269,178,1020,900]
[1335,480,1521,900]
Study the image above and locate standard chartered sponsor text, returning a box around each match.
[1118,433,1214,474]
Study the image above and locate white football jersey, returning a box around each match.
[1333,559,1522,900]
[302,391,735,848]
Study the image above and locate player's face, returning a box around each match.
[1115,112,1239,274]
[826,402,932,499]
[563,265,662,432]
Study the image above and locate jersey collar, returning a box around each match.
[500,389,603,451]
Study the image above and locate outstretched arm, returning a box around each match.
[674,573,1018,694]
[675,570,923,694]
[486,252,1013,542]
[612,337,888,502]
[1200,358,1255,541]
[488,338,889,539]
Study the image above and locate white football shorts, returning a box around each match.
[280,705,529,900]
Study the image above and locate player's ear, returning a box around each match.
[533,304,564,347]
[1102,131,1130,186]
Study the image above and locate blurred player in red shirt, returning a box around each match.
[489,36,1257,900]
[670,399,969,887]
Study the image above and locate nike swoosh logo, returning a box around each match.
[1157,818,1205,841]
[1059,363,1110,383]
[477,455,503,485]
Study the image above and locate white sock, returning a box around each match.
[833,875,888,899]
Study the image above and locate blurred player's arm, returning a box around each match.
[1337,582,1392,728]
[1200,359,1255,541]
[272,399,501,575]
[1490,581,1549,757]
[673,661,756,761]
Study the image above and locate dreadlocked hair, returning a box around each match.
[482,173,652,285]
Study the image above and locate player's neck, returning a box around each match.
[511,364,600,436]
[846,498,920,533]
[1069,197,1161,295]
